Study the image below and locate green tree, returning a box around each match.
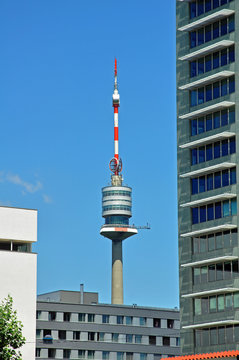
[0,295,26,360]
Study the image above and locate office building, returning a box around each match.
[0,206,37,359]
[176,0,239,354]
[35,289,180,360]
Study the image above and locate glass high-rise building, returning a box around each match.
[176,0,239,355]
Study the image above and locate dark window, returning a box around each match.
[207,174,213,191]
[229,46,235,63]
[230,168,236,184]
[192,207,199,224]
[214,172,221,189]
[192,178,198,195]
[213,112,220,128]
[190,2,196,19]
[199,176,205,193]
[221,79,227,96]
[199,146,205,163]
[73,331,80,340]
[224,262,232,280]
[198,29,204,45]
[229,108,235,123]
[200,206,206,222]
[191,61,197,78]
[78,313,85,322]
[221,18,227,36]
[191,90,197,106]
[102,315,109,323]
[230,137,236,154]
[215,202,222,219]
[207,204,214,221]
[206,114,212,131]
[153,318,161,327]
[59,330,66,340]
[167,319,174,329]
[229,15,235,33]
[222,170,229,186]
[229,76,235,93]
[205,55,212,72]
[208,264,216,281]
[88,332,95,341]
[48,349,56,359]
[221,49,227,66]
[216,232,223,249]
[117,316,124,324]
[214,142,220,158]
[63,312,71,322]
[213,52,219,69]
[191,119,197,136]
[205,0,212,12]
[198,58,204,75]
[213,22,219,39]
[206,84,212,101]
[88,314,95,322]
[192,148,198,165]
[222,139,228,156]
[163,336,170,346]
[198,87,204,104]
[198,0,204,15]
[206,144,213,161]
[213,81,220,99]
[63,350,71,359]
[205,24,212,42]
[226,326,233,343]
[210,328,218,345]
[190,31,197,48]
[221,110,228,126]
[198,117,205,133]
[216,263,223,280]
[149,335,156,345]
[218,327,225,344]
[48,311,56,321]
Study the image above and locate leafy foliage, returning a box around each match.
[0,295,26,360]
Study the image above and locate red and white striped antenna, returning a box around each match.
[109,59,122,175]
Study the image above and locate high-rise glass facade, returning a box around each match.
[176,0,239,354]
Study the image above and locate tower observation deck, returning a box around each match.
[100,60,138,305]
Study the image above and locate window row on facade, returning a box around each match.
[193,259,239,284]
[37,312,176,329]
[189,0,234,19]
[191,136,235,166]
[35,349,171,360]
[190,107,235,136]
[38,329,179,347]
[195,324,239,347]
[191,167,236,195]
[190,76,235,107]
[194,291,239,315]
[190,45,235,78]
[192,229,238,254]
[190,15,234,49]
[192,198,237,224]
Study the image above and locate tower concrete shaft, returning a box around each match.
[112,240,123,304]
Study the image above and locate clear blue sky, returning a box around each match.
[0,0,177,308]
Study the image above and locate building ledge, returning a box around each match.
[178,40,234,61]
[180,224,237,237]
[178,9,234,32]
[179,101,235,120]
[179,131,235,149]
[178,71,234,91]
[180,192,236,208]
[181,255,238,268]
[180,162,236,178]
[182,287,239,298]
[182,319,239,329]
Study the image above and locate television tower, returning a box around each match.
[100,59,138,305]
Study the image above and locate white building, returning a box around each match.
[0,206,37,359]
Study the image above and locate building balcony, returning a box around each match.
[178,71,234,91]
[180,192,236,208]
[182,287,239,298]
[178,9,234,32]
[179,100,235,120]
[181,255,238,268]
[180,162,236,178]
[178,40,234,61]
[179,131,235,149]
